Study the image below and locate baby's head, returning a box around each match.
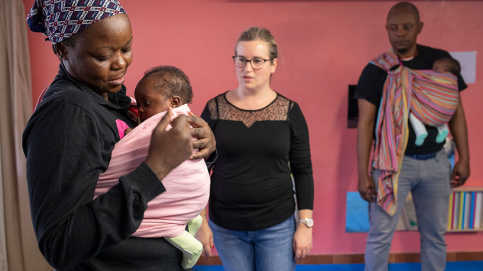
[432,57,461,75]
[135,65,193,122]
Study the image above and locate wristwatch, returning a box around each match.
[300,217,314,228]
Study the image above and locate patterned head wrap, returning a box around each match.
[27,0,126,44]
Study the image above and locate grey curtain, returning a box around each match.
[0,0,52,270]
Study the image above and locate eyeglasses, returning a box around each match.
[232,56,273,70]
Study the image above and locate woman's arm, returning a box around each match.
[288,102,314,260]
[195,207,214,257]
[194,101,218,257]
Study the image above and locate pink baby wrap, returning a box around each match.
[96,104,210,238]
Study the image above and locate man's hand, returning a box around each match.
[448,98,470,188]
[187,112,216,160]
[451,160,470,187]
[358,174,376,202]
[145,108,193,179]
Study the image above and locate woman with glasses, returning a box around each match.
[198,27,314,271]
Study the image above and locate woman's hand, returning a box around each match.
[293,223,313,261]
[187,112,216,160]
[146,108,193,179]
[195,216,214,257]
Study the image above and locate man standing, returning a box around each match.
[355,2,470,271]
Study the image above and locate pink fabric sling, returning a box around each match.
[96,104,210,238]
[370,50,459,215]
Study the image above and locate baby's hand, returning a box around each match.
[126,107,141,124]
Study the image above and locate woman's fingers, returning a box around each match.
[145,109,193,179]
[187,113,216,159]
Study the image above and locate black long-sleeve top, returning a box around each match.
[22,65,200,271]
[201,92,314,231]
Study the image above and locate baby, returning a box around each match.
[96,66,210,269]
[409,57,461,146]
[432,57,461,75]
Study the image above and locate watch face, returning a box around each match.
[306,218,314,227]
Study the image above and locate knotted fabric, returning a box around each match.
[27,0,126,44]
[370,50,459,215]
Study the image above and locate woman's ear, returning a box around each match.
[53,42,68,60]
[270,58,278,73]
[170,96,181,108]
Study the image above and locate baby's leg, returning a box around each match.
[409,113,428,146]
[436,124,449,144]
[165,231,203,269]
[187,214,203,236]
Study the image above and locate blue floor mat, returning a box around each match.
[193,261,483,271]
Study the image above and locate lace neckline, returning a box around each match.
[223,91,279,112]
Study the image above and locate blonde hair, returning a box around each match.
[235,27,278,61]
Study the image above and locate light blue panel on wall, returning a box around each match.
[346,192,370,232]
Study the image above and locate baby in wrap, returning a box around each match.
[409,57,461,146]
[95,66,210,269]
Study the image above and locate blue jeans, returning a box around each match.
[210,215,296,271]
[365,149,452,271]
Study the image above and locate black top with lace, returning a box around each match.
[201,92,314,231]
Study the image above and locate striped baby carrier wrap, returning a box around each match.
[370,50,459,215]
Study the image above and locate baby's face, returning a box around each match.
[432,61,448,73]
[135,77,171,122]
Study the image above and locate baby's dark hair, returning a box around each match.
[142,65,193,104]
[434,57,461,75]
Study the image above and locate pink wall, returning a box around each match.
[24,0,483,255]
